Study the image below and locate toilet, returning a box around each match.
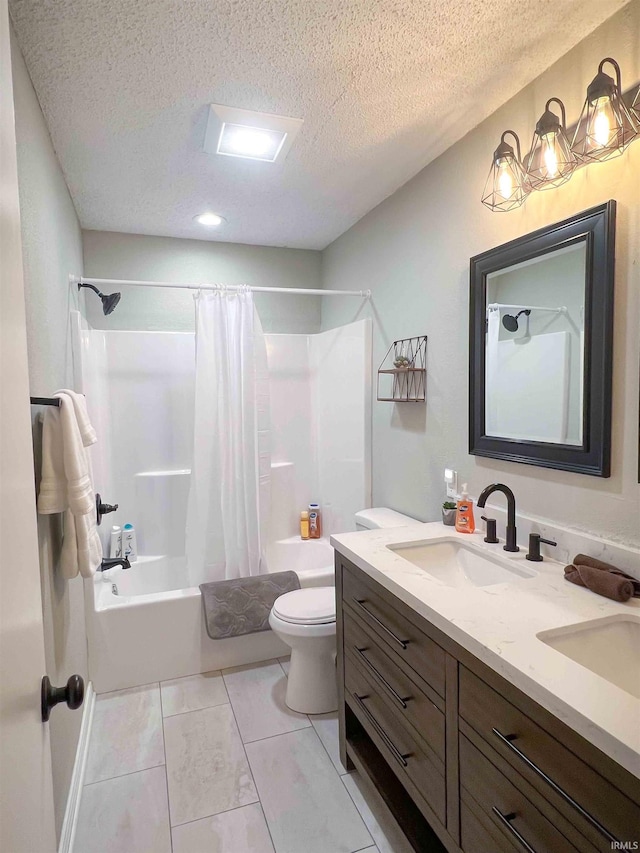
[269,507,418,714]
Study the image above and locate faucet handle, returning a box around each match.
[481,516,499,544]
[526,533,557,562]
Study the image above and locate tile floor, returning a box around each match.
[75,657,414,853]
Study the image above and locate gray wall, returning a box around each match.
[11,28,87,840]
[82,231,322,333]
[321,3,640,546]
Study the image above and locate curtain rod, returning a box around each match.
[71,275,370,298]
[487,303,567,314]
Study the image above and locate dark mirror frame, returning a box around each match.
[469,200,616,477]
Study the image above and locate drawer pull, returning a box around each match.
[354,646,411,709]
[491,808,537,853]
[492,728,617,844]
[353,692,410,768]
[353,599,408,649]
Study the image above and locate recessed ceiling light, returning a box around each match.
[218,124,286,161]
[194,212,225,227]
[204,104,303,163]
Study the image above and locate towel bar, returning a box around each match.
[30,396,60,407]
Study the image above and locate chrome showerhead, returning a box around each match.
[78,282,121,316]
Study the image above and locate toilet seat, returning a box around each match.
[272,587,336,625]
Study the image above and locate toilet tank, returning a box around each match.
[354,507,419,530]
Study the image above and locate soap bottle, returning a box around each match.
[308,503,322,539]
[300,511,310,540]
[109,525,122,558]
[455,486,475,534]
[122,523,138,562]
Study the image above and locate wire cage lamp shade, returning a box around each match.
[525,97,577,190]
[632,84,640,123]
[571,57,638,163]
[481,130,529,212]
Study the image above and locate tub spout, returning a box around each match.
[98,557,131,572]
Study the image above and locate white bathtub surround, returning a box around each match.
[331,522,640,777]
[186,290,271,586]
[75,659,411,853]
[73,313,369,691]
[86,539,334,693]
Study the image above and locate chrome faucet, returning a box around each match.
[477,483,519,552]
[98,557,131,572]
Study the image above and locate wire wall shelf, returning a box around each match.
[377,336,427,402]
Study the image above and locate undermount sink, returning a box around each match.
[386,539,536,588]
[538,615,640,699]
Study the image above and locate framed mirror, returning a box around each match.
[469,201,616,477]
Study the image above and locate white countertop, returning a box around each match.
[331,522,640,778]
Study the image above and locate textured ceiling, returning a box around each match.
[10,0,629,249]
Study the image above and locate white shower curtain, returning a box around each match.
[186,290,271,586]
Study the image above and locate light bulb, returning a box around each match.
[228,128,273,157]
[591,97,613,147]
[498,165,512,200]
[194,212,225,227]
[542,135,558,178]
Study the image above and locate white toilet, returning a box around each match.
[269,507,417,714]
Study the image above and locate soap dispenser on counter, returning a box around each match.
[455,485,475,534]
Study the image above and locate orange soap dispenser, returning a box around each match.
[455,484,475,534]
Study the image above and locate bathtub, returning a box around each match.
[85,537,335,693]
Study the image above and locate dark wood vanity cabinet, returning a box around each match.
[336,554,640,853]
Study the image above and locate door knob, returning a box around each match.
[96,493,118,525]
[41,674,84,722]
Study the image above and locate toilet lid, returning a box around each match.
[273,587,336,625]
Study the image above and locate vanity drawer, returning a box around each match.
[459,666,640,849]
[460,734,586,853]
[342,565,446,696]
[345,655,446,824]
[344,609,445,761]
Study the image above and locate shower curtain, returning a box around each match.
[186,290,271,586]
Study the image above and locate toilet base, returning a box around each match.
[286,645,338,714]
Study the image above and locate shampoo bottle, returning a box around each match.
[308,503,322,539]
[109,525,122,558]
[300,511,310,540]
[122,523,138,562]
[455,485,475,534]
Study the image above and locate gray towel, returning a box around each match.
[200,571,301,640]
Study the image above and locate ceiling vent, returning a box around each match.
[203,104,303,163]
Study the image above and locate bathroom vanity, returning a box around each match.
[332,524,640,853]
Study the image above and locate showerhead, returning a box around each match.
[101,291,121,315]
[78,282,121,315]
[502,308,530,332]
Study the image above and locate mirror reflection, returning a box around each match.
[485,241,586,446]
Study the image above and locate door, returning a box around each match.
[0,1,57,849]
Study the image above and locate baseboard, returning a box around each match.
[58,682,95,853]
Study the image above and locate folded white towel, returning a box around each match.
[37,391,102,579]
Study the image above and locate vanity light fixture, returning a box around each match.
[194,212,226,227]
[525,98,577,190]
[632,84,640,123]
[481,130,529,212]
[571,57,638,163]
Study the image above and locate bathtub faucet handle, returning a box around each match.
[98,557,131,572]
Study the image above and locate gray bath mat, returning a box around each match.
[200,571,301,640]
